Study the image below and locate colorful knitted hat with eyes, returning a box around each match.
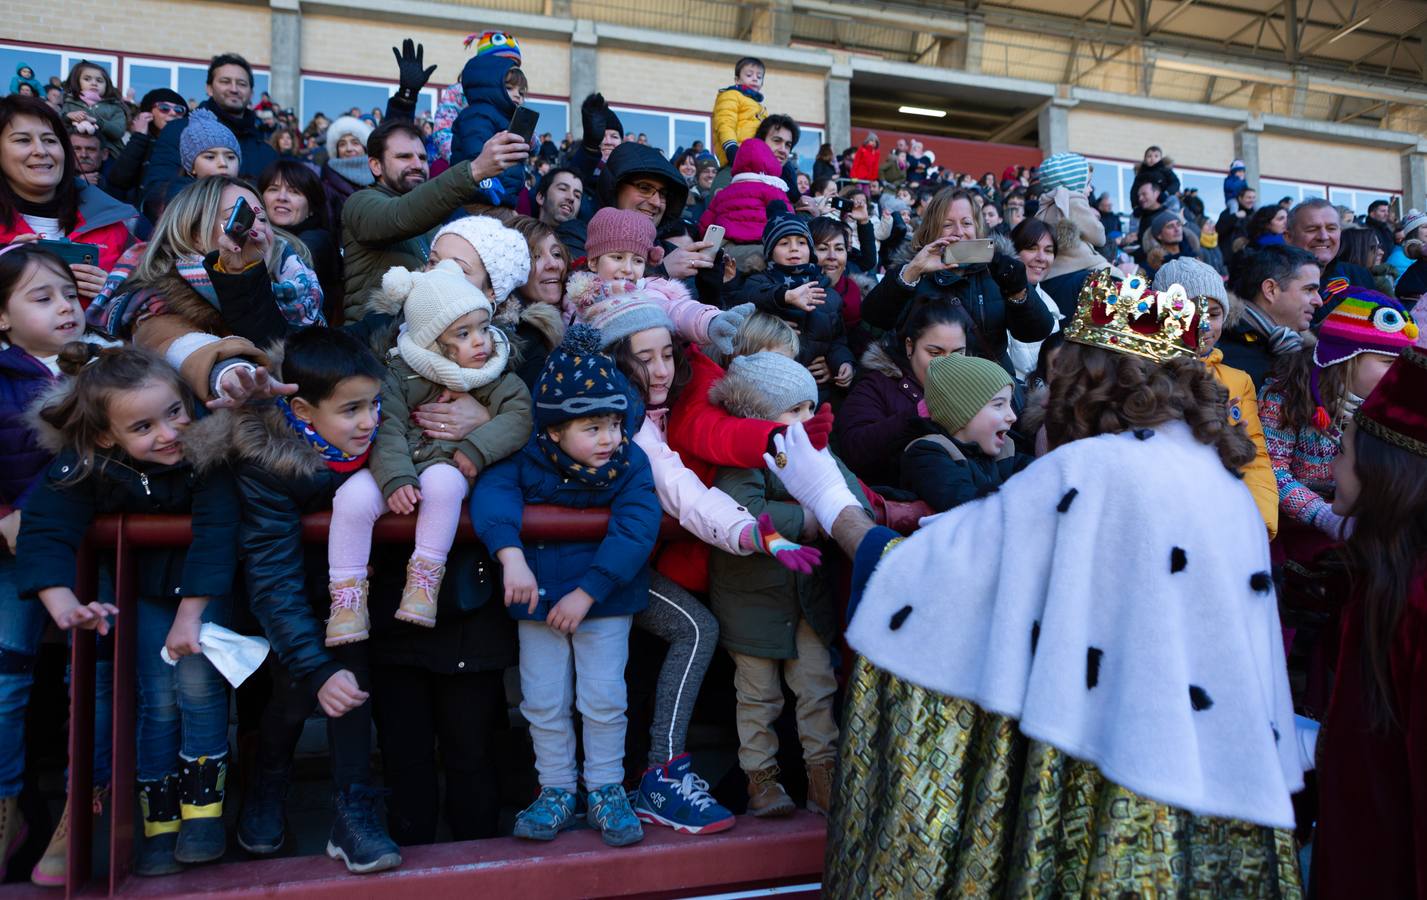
[464,31,522,63]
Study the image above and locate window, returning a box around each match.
[792,125,823,175]
[123,57,270,109]
[1330,186,1398,217]
[0,44,117,95]
[1085,158,1135,214]
[299,75,435,126]
[523,98,570,142]
[1176,167,1226,221]
[1260,178,1325,208]
[608,106,711,157]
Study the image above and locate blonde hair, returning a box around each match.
[732,312,799,359]
[912,187,985,251]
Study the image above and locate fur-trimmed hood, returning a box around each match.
[859,339,909,380]
[707,363,774,419]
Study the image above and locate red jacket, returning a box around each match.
[0,181,136,280]
[850,145,880,182]
[699,138,790,244]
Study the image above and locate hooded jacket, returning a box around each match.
[712,85,766,167]
[60,95,129,157]
[1035,187,1111,281]
[450,53,524,206]
[9,64,42,97]
[835,340,926,488]
[0,180,135,274]
[1202,348,1278,540]
[597,142,689,227]
[1130,158,1180,211]
[699,139,790,244]
[141,99,278,201]
[733,266,855,396]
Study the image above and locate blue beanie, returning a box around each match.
[180,109,242,174]
[1038,152,1090,194]
[762,201,812,260]
[534,324,635,429]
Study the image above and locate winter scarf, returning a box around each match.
[534,427,631,487]
[394,321,511,393]
[768,262,824,292]
[276,395,378,472]
[326,155,375,188]
[1238,301,1303,357]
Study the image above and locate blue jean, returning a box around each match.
[135,595,231,781]
[0,556,114,796]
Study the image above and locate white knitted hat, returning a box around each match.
[383,260,509,392]
[325,115,373,161]
[431,215,531,304]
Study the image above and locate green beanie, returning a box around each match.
[924,354,1013,435]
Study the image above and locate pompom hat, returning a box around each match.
[564,271,675,349]
[180,109,241,174]
[533,324,634,429]
[384,260,509,392]
[1037,152,1090,194]
[431,215,531,304]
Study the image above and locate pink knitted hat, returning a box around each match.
[585,207,663,264]
[564,271,675,348]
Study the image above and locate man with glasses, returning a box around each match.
[596,141,719,280]
[105,88,188,209]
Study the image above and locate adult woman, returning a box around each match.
[1007,218,1063,380]
[1140,210,1197,275]
[836,300,976,487]
[319,115,374,230]
[673,150,697,187]
[773,271,1305,896]
[812,143,836,184]
[260,159,342,322]
[849,133,879,183]
[0,95,134,297]
[485,214,568,387]
[1247,205,1288,248]
[106,89,188,209]
[860,187,1052,371]
[810,216,876,357]
[268,128,301,159]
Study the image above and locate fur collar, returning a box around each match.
[228,401,328,480]
[859,341,909,380]
[729,171,789,192]
[707,364,774,419]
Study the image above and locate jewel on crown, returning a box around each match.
[1064,269,1200,363]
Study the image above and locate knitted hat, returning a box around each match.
[586,207,662,264]
[924,354,1013,436]
[723,352,818,419]
[140,88,185,113]
[695,154,719,173]
[1230,159,1246,172]
[1313,287,1418,369]
[465,31,522,63]
[180,109,241,174]
[1357,347,1427,457]
[325,115,373,161]
[1037,152,1090,194]
[762,201,812,260]
[431,215,531,304]
[1153,257,1226,306]
[1401,208,1427,237]
[1149,210,1179,240]
[385,261,509,392]
[565,271,675,349]
[534,324,633,429]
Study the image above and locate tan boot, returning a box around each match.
[325,577,370,647]
[393,556,444,628]
[32,786,108,887]
[745,766,795,818]
[805,759,835,816]
[1,795,27,874]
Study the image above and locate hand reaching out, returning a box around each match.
[785,281,826,312]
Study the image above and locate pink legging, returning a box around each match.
[328,464,470,581]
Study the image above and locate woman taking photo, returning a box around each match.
[260,158,342,321]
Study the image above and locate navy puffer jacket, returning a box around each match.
[450,54,523,207]
[0,345,57,508]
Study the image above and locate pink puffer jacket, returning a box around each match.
[699,138,791,243]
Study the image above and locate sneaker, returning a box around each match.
[635,755,735,835]
[135,776,182,877]
[587,783,644,847]
[745,767,795,818]
[32,786,108,887]
[236,766,290,855]
[805,758,835,817]
[393,556,443,627]
[175,754,227,864]
[326,784,401,875]
[325,577,370,647]
[512,787,577,841]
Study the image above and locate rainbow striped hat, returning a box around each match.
[1313,287,1419,370]
[464,31,522,63]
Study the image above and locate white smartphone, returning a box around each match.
[942,238,995,267]
[700,224,726,260]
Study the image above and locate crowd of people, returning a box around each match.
[0,32,1422,898]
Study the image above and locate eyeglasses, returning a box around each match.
[153,103,187,115]
[627,181,668,201]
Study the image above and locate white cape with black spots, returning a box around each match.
[847,420,1304,829]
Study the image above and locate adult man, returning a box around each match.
[1134,181,1165,246]
[535,167,586,258]
[1286,197,1375,313]
[1220,244,1322,387]
[597,142,717,280]
[68,129,112,196]
[569,93,624,199]
[1215,185,1256,248]
[341,121,527,320]
[1365,198,1396,257]
[751,113,801,203]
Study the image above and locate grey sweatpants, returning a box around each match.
[633,572,718,766]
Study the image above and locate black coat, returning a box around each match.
[1216,323,1279,390]
[733,267,855,377]
[1130,160,1180,211]
[900,427,1032,513]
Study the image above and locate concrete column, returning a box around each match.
[1234,118,1262,192]
[1290,65,1308,119]
[749,0,793,46]
[568,19,598,137]
[962,14,986,73]
[1037,101,1070,156]
[825,63,852,151]
[1402,149,1427,211]
[269,0,301,112]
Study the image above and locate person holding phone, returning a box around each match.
[860,187,1054,374]
[449,31,529,209]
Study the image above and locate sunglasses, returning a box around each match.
[153,103,187,115]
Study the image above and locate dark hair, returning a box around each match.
[62,61,118,102]
[1263,345,1353,434]
[672,149,696,170]
[810,177,835,197]
[609,331,692,410]
[1232,242,1317,301]
[1238,184,1258,201]
[206,53,254,87]
[1245,205,1286,243]
[0,244,77,313]
[1338,228,1382,270]
[1046,342,1255,472]
[1367,199,1390,214]
[891,299,980,371]
[280,326,384,404]
[733,57,765,78]
[536,166,582,202]
[754,114,800,147]
[1341,424,1427,730]
[0,96,81,234]
[258,158,330,231]
[809,215,851,250]
[366,120,425,162]
[1030,331,1066,389]
[816,143,834,163]
[1010,218,1056,256]
[503,67,528,93]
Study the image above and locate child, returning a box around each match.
[472,324,662,847]
[900,353,1031,513]
[451,31,526,207]
[713,57,767,168]
[1223,159,1248,213]
[328,252,533,643]
[19,344,237,877]
[228,327,401,874]
[733,204,855,402]
[706,350,866,816]
[1313,348,1427,898]
[10,64,43,98]
[699,138,791,249]
[730,310,798,360]
[60,60,128,156]
[179,110,241,178]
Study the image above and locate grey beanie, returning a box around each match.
[180,109,242,174]
[725,351,818,418]
[1153,257,1226,306]
[1149,209,1179,241]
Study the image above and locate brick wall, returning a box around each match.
[595,48,825,124]
[8,0,269,65]
[1067,108,1235,170]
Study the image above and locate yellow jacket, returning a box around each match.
[1204,348,1279,540]
[713,86,767,166]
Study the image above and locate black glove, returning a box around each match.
[581,93,610,151]
[392,39,437,103]
[988,253,1028,299]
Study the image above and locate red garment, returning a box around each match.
[1314,570,1427,899]
[849,145,880,182]
[699,138,790,244]
[659,346,779,591]
[0,208,133,278]
[836,272,862,329]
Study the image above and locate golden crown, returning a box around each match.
[1063,269,1201,363]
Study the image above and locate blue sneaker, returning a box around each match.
[513,787,577,841]
[634,754,736,835]
[587,783,644,847]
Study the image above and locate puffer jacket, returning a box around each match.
[471,438,661,621]
[0,180,135,275]
[699,139,789,244]
[0,345,57,508]
[732,266,855,391]
[450,52,523,207]
[834,341,925,488]
[1203,348,1278,540]
[712,85,766,167]
[850,145,879,182]
[900,427,1032,513]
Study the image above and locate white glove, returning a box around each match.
[763,422,861,535]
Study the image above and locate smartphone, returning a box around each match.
[508,106,540,145]
[224,196,256,247]
[34,239,100,266]
[700,224,726,260]
[942,239,995,267]
[829,196,851,213]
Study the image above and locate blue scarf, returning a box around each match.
[276,396,379,472]
[535,429,631,487]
